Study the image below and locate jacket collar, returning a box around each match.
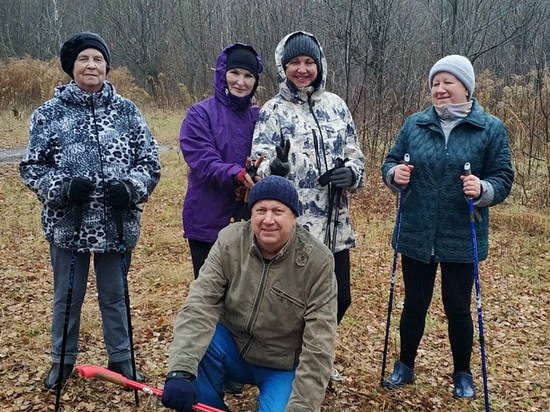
[416,98,486,129]
[55,80,116,107]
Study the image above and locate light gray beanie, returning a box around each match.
[428,55,475,98]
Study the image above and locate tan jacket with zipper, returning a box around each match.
[168,221,337,411]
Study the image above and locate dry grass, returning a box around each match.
[0,111,548,411]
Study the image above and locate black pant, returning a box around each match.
[334,249,351,324]
[399,255,474,374]
[188,239,214,279]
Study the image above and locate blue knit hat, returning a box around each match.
[249,176,300,216]
[428,55,475,98]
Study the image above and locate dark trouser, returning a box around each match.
[188,239,214,279]
[399,255,474,374]
[50,245,132,364]
[334,249,351,324]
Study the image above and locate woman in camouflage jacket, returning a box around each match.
[251,32,365,350]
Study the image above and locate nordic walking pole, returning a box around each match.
[330,187,343,253]
[464,162,490,411]
[381,153,409,387]
[76,365,224,412]
[55,205,83,411]
[330,157,346,253]
[113,208,139,406]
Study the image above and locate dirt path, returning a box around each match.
[0,146,172,164]
[0,148,25,164]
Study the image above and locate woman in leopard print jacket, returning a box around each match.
[19,32,160,389]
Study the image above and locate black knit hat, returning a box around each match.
[281,33,320,68]
[249,176,300,216]
[226,45,259,79]
[60,32,111,78]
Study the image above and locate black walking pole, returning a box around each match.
[113,208,139,406]
[464,162,490,411]
[55,205,83,412]
[381,153,409,387]
[330,187,343,254]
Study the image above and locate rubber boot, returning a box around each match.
[383,361,415,389]
[108,359,145,383]
[44,363,74,389]
[453,371,476,399]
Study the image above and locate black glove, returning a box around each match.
[62,177,94,205]
[329,167,355,188]
[105,180,134,209]
[236,165,258,186]
[270,139,290,177]
[161,372,196,412]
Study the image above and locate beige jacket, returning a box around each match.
[168,221,337,411]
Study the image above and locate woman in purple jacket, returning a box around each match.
[180,43,263,280]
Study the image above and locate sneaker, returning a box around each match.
[330,367,344,383]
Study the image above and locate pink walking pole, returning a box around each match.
[76,365,224,412]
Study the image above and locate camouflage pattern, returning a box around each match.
[252,31,365,253]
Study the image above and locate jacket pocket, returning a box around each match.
[272,286,306,308]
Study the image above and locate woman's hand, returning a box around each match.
[236,155,264,189]
[393,164,414,187]
[461,173,481,198]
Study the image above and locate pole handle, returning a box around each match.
[464,162,471,176]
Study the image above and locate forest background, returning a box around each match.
[0,0,549,411]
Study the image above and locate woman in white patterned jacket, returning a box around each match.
[251,31,365,382]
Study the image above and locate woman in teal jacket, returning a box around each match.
[381,55,513,398]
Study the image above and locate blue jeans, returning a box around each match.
[195,324,297,412]
[50,244,132,364]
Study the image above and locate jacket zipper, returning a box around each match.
[241,258,271,356]
[308,95,329,175]
[308,95,333,248]
[90,96,109,246]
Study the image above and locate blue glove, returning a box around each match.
[161,373,196,412]
[105,180,134,209]
[329,167,355,188]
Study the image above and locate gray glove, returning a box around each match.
[329,167,355,188]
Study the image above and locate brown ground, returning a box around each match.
[1,152,548,411]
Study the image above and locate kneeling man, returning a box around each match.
[162,175,337,412]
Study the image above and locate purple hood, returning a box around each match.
[180,43,263,242]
